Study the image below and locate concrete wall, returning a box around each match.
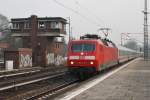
[4,48,32,69]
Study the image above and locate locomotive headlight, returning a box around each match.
[70,61,74,64]
[90,61,94,65]
[85,56,95,60]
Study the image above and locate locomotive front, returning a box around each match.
[68,40,98,74]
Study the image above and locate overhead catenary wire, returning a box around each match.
[122,33,144,44]
[72,0,113,38]
[52,0,103,27]
[72,0,106,27]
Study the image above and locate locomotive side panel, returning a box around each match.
[100,46,118,70]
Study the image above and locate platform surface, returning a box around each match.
[72,58,150,100]
[59,58,150,100]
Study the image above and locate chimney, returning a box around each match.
[31,15,38,66]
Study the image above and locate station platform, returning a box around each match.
[59,58,150,100]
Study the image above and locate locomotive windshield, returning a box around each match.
[71,43,95,52]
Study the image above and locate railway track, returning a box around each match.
[0,67,67,91]
[0,72,78,100]
[25,77,78,100]
[0,67,41,75]
[0,66,76,100]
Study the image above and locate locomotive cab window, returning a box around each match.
[71,43,95,52]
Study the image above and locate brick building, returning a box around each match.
[11,15,67,66]
[0,43,9,60]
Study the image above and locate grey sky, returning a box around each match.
[0,0,149,44]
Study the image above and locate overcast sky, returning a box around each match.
[0,0,149,44]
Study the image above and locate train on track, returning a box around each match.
[67,34,142,78]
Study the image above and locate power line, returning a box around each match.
[121,33,145,46]
[72,0,112,38]
[52,0,102,27]
[73,0,106,27]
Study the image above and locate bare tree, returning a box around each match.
[0,14,9,31]
[0,14,11,42]
[124,40,138,50]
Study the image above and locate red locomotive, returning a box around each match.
[67,34,140,78]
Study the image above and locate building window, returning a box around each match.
[55,43,60,48]
[51,22,62,29]
[24,22,31,29]
[63,24,66,30]
[38,21,46,29]
[13,23,20,29]
[59,23,62,29]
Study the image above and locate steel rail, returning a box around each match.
[25,79,78,100]
[0,72,66,91]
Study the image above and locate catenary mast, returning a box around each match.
[143,0,149,59]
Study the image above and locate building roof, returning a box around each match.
[11,16,67,24]
[11,33,66,37]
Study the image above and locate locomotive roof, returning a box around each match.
[70,39,103,44]
[70,39,100,42]
[69,39,117,48]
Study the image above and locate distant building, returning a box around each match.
[11,15,67,66]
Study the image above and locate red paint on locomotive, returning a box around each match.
[67,37,118,73]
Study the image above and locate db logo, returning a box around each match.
[80,56,85,59]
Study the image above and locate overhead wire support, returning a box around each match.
[67,17,71,41]
[143,0,149,59]
[121,33,146,46]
